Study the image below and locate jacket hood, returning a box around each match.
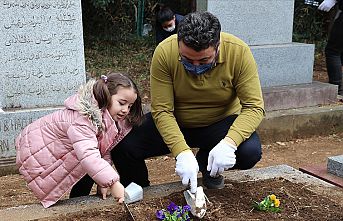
[64,79,103,131]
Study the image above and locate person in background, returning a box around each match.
[15,73,143,208]
[155,5,184,45]
[111,12,265,194]
[318,0,343,95]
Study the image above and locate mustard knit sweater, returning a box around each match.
[150,32,265,156]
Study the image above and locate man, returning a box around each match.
[318,0,343,95]
[111,11,265,193]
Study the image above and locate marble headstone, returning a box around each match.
[0,0,86,158]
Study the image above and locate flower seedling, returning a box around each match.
[156,201,192,221]
[253,194,281,213]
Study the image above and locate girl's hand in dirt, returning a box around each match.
[110,181,125,203]
[97,185,110,199]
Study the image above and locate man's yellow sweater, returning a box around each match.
[150,32,265,156]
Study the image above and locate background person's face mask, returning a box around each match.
[163,24,175,32]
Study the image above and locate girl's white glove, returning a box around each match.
[175,150,199,193]
[318,0,337,11]
[207,139,237,177]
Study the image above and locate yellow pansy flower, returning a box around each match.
[274,199,280,207]
[269,194,276,201]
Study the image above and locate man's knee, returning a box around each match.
[236,146,261,169]
[235,134,262,170]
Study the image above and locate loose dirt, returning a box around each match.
[42,178,343,221]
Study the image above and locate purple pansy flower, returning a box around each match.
[155,210,165,220]
[183,204,191,212]
[167,202,178,213]
[156,202,192,221]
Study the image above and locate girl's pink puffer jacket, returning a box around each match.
[15,80,131,208]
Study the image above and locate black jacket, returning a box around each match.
[155,14,184,45]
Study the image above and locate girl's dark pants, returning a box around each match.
[69,174,94,198]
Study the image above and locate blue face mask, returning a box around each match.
[181,58,215,75]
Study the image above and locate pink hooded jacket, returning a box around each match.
[15,80,132,208]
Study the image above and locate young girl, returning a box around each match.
[15,73,143,208]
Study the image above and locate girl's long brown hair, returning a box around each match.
[93,72,144,126]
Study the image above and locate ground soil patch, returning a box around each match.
[1,132,343,211]
[47,178,343,221]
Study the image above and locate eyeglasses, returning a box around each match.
[178,46,219,65]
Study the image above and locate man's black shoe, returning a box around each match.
[201,171,224,189]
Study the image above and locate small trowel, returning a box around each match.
[124,182,143,221]
[183,186,209,218]
[124,201,135,221]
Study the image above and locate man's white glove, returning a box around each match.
[318,0,336,11]
[207,139,237,177]
[175,150,199,193]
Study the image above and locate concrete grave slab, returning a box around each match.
[1,165,343,221]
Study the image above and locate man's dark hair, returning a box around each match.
[177,11,221,51]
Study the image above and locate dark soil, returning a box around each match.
[47,178,343,221]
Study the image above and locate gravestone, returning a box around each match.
[328,155,343,178]
[197,0,337,110]
[0,1,86,166]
